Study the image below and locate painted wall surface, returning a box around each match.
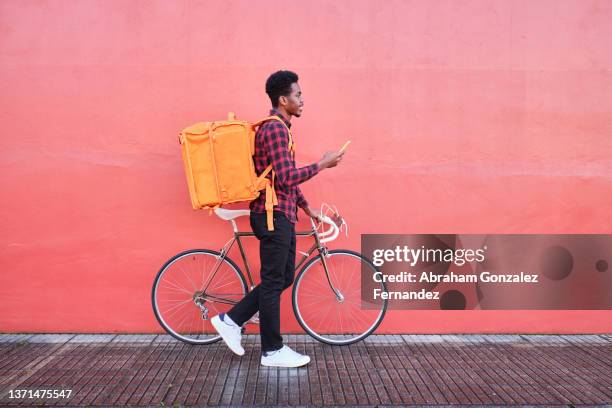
[1,1,611,333]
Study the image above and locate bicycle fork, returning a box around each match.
[310,217,345,304]
[317,246,345,303]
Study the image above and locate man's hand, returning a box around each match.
[317,151,344,170]
[303,206,322,221]
[303,206,344,227]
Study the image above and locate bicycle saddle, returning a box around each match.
[214,208,251,221]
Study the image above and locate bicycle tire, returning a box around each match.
[292,249,387,345]
[152,249,247,345]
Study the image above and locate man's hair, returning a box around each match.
[265,70,299,108]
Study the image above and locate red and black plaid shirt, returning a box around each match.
[250,109,319,223]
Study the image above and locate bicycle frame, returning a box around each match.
[199,217,340,305]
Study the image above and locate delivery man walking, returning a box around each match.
[211,70,344,367]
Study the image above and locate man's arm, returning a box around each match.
[297,187,325,221]
[264,122,319,188]
[296,186,309,209]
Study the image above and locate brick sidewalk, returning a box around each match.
[0,334,610,407]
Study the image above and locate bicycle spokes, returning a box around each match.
[293,251,386,345]
[153,250,247,343]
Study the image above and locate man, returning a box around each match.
[211,70,344,367]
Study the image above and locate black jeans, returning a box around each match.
[226,211,296,352]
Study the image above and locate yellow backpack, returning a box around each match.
[178,112,294,231]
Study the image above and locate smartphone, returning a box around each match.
[339,140,351,153]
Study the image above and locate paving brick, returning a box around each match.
[0,334,610,406]
[0,334,34,343]
[27,334,75,344]
[69,334,116,344]
[110,335,157,344]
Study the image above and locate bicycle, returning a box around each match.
[151,206,387,346]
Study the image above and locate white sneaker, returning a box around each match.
[260,345,311,367]
[211,313,244,356]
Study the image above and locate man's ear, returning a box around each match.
[278,95,287,107]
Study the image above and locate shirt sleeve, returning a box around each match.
[296,186,309,209]
[263,122,319,188]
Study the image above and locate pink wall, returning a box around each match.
[1,0,611,333]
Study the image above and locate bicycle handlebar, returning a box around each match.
[311,215,340,244]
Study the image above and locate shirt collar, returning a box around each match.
[270,108,292,129]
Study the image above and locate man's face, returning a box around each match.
[280,82,303,117]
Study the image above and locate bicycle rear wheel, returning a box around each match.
[292,249,387,345]
[152,249,247,344]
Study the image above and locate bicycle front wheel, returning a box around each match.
[292,249,387,345]
[152,249,247,344]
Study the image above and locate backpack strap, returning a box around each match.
[254,163,273,187]
[253,115,295,231]
[255,163,276,230]
[264,171,279,231]
[253,116,295,153]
